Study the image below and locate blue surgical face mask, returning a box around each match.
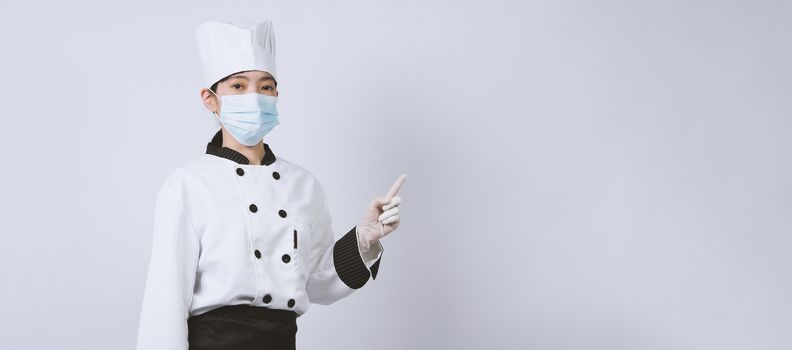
[210,90,280,146]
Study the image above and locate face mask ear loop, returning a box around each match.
[208,88,222,122]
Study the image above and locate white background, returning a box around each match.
[1,0,790,349]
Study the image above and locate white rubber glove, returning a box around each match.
[356,175,406,254]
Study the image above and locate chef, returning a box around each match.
[135,20,406,350]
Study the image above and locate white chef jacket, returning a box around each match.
[136,129,384,350]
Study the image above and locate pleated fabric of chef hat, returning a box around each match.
[196,20,278,88]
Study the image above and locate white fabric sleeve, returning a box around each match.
[136,185,200,350]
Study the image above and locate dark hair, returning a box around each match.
[210,70,277,93]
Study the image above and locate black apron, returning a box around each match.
[188,304,298,350]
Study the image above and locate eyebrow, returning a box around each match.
[229,74,275,83]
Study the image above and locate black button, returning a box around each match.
[263,294,272,303]
[287,299,295,308]
[236,168,245,176]
[249,204,258,213]
[254,250,261,259]
[282,254,291,263]
[279,209,287,218]
[272,171,280,180]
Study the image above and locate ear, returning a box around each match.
[200,88,219,113]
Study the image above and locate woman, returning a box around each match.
[135,20,406,350]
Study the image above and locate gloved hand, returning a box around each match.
[356,174,406,253]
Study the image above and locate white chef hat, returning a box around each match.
[195,20,278,88]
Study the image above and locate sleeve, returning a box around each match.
[305,194,384,305]
[136,185,200,350]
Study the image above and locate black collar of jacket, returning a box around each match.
[205,129,277,166]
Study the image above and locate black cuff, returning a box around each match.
[333,226,371,289]
[370,255,382,280]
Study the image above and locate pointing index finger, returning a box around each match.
[385,174,407,200]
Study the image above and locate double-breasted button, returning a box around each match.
[272,171,280,180]
[236,168,245,176]
[287,299,295,308]
[262,294,272,303]
[254,250,261,259]
[249,204,258,213]
[282,254,291,263]
[278,209,287,218]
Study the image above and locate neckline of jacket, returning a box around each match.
[205,129,277,166]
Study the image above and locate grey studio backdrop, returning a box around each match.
[0,1,790,349]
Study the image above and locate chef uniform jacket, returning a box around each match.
[136,129,384,350]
